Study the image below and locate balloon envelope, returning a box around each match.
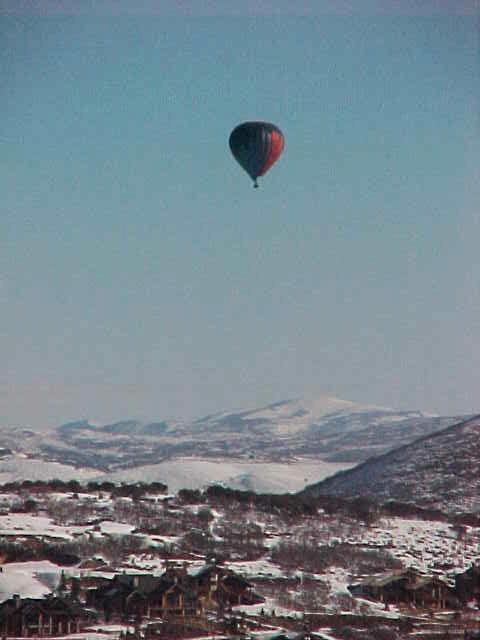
[229,122,285,187]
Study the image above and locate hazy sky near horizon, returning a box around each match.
[1,1,479,428]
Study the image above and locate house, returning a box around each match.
[71,570,114,605]
[87,562,263,624]
[188,562,263,610]
[87,575,139,621]
[349,568,457,609]
[455,564,480,605]
[217,572,261,606]
[0,594,96,638]
[86,571,196,622]
[146,579,199,619]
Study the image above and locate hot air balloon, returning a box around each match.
[229,121,285,188]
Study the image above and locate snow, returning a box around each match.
[346,517,479,577]
[0,560,64,602]
[0,454,99,482]
[225,559,286,579]
[97,520,135,535]
[242,395,391,437]
[352,597,401,618]
[103,457,354,494]
[234,596,302,618]
[250,396,359,421]
[317,568,352,596]
[0,513,74,539]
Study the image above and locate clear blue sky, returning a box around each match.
[1,1,479,428]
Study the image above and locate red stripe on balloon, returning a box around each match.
[259,130,285,176]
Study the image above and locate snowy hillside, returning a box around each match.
[0,453,99,484]
[102,457,355,493]
[301,414,480,514]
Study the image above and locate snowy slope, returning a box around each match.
[0,453,99,483]
[102,457,355,493]
[302,414,480,513]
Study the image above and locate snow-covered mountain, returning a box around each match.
[301,414,480,514]
[0,395,468,492]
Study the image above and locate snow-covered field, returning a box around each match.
[0,513,76,539]
[103,457,354,493]
[0,451,354,494]
[0,454,100,483]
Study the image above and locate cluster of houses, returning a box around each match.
[86,561,262,623]
[2,557,480,637]
[0,561,263,638]
[348,564,480,611]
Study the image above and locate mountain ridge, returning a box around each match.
[0,394,470,494]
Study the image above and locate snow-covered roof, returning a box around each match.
[0,560,62,602]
